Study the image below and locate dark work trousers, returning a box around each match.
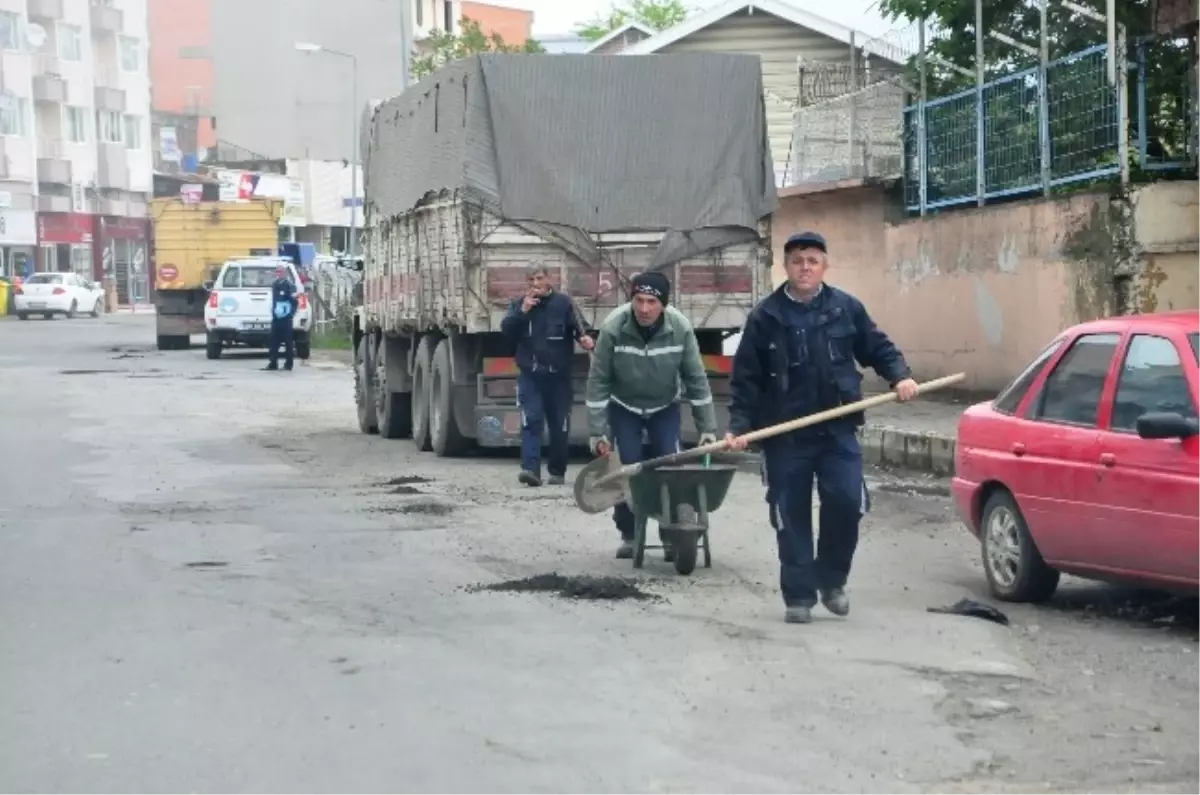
[268,317,295,368]
[763,430,870,608]
[517,370,573,478]
[609,402,682,540]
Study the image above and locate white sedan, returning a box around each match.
[14,273,105,320]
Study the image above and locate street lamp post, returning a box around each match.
[295,42,359,259]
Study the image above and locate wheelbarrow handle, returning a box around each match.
[592,373,966,487]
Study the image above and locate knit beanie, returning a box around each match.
[630,271,670,305]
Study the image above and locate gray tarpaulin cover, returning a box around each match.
[364,53,778,268]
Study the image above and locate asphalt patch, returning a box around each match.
[184,561,229,570]
[60,369,122,375]
[389,485,425,495]
[381,475,433,486]
[473,573,656,602]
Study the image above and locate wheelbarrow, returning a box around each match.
[626,463,738,575]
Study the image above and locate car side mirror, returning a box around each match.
[1135,411,1199,440]
[203,281,215,292]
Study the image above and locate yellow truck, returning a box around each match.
[151,197,282,350]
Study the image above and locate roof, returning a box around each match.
[583,20,656,53]
[1070,311,1200,337]
[620,0,905,64]
[538,33,592,54]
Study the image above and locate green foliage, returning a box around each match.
[878,0,1156,94]
[574,0,689,41]
[412,16,545,79]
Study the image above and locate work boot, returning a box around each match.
[263,363,278,371]
[615,539,634,559]
[785,605,813,624]
[662,543,676,563]
[283,363,294,371]
[518,470,542,487]
[821,588,850,617]
[546,474,565,486]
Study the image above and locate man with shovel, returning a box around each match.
[725,231,918,625]
[586,272,719,560]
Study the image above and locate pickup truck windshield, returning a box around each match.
[221,265,281,289]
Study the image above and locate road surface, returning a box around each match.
[1,314,1196,793]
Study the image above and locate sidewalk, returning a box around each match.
[859,394,968,476]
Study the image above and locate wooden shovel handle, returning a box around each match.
[595,373,966,484]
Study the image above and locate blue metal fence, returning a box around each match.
[904,44,1121,212]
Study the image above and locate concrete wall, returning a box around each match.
[771,179,1199,393]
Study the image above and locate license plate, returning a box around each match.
[29,302,46,309]
[243,322,269,330]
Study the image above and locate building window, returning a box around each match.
[97,109,123,144]
[0,98,27,136]
[58,24,83,61]
[63,106,88,143]
[119,36,141,71]
[415,0,423,26]
[0,11,20,51]
[123,115,143,149]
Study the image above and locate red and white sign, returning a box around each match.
[180,184,203,204]
[158,264,179,282]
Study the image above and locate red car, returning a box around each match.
[952,311,1199,601]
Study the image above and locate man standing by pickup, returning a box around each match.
[725,231,918,624]
[265,264,297,372]
[500,265,595,487]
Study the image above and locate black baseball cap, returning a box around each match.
[784,231,828,253]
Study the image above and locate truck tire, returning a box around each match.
[355,336,379,435]
[295,332,311,361]
[375,337,413,440]
[430,339,471,457]
[205,334,222,360]
[409,336,436,451]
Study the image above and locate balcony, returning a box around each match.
[97,143,129,190]
[90,3,123,34]
[95,85,126,113]
[33,74,68,104]
[98,196,129,216]
[37,155,73,186]
[28,0,64,19]
[39,194,74,213]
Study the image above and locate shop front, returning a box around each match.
[97,216,151,305]
[36,212,95,281]
[0,206,37,282]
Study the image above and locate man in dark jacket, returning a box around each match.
[725,231,919,625]
[265,264,298,372]
[500,265,594,487]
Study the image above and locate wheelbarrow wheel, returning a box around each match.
[673,534,699,576]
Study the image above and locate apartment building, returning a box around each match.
[0,0,153,304]
[146,0,213,169]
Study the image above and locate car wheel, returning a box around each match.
[90,297,101,318]
[66,300,77,319]
[43,313,54,320]
[205,334,223,360]
[355,336,379,435]
[295,333,311,361]
[980,490,1060,603]
[430,339,471,457]
[17,313,28,321]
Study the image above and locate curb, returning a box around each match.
[859,424,956,476]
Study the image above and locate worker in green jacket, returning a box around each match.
[585,272,719,560]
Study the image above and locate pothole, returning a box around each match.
[184,561,228,570]
[389,485,422,495]
[379,475,433,487]
[60,369,122,375]
[374,501,455,516]
[471,573,657,602]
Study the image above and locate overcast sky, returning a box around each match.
[512,0,897,38]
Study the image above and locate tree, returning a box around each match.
[574,0,689,41]
[411,16,545,79]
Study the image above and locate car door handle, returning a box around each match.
[1011,442,1026,457]
[1099,453,1116,467]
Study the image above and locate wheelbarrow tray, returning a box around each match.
[626,464,738,520]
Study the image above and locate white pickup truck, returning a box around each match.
[203,257,313,360]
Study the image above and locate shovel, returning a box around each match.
[573,372,966,513]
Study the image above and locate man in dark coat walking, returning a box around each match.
[725,231,919,624]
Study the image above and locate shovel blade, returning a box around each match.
[573,453,628,514]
